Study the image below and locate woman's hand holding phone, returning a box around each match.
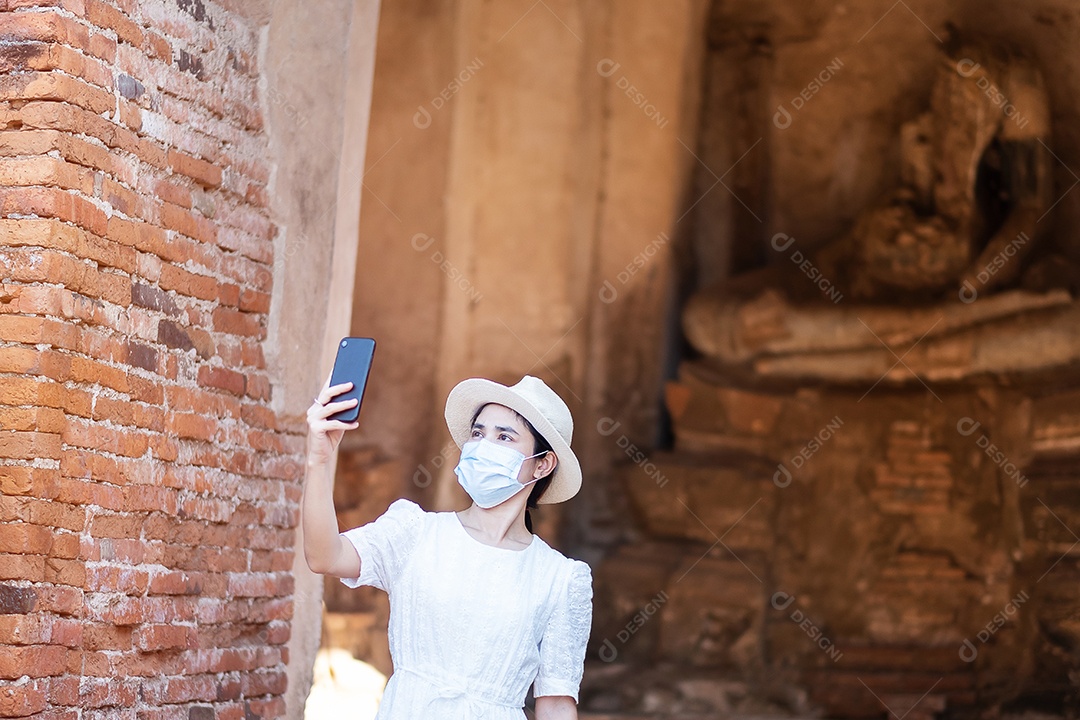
[306,337,375,467]
[306,374,359,466]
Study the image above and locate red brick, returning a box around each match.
[167,149,221,188]
[165,412,216,442]
[32,41,113,90]
[62,419,149,458]
[0,523,54,554]
[0,345,67,377]
[0,0,296,714]
[0,465,60,497]
[125,486,177,515]
[117,97,142,133]
[0,156,93,194]
[0,584,38,615]
[149,436,178,462]
[0,317,44,346]
[241,668,288,697]
[0,615,50,645]
[61,449,135,485]
[85,565,148,594]
[1,249,131,306]
[90,537,145,565]
[0,405,65,434]
[106,216,169,258]
[0,677,48,716]
[80,622,132,652]
[150,177,191,209]
[0,431,62,461]
[44,557,84,586]
[75,674,137,708]
[145,31,171,63]
[84,0,144,48]
[218,282,240,307]
[0,645,68,679]
[0,11,90,49]
[196,365,245,396]
[0,285,65,319]
[90,395,134,426]
[238,287,270,314]
[227,573,293,599]
[0,497,84,533]
[134,624,193,651]
[246,697,285,718]
[0,219,137,274]
[0,186,107,236]
[244,373,271,401]
[126,374,164,404]
[99,176,144,218]
[68,356,129,393]
[19,102,166,170]
[158,263,218,301]
[0,131,131,184]
[159,201,216,244]
[87,512,144,540]
[0,553,45,582]
[0,72,115,115]
[34,586,81,617]
[48,532,79,559]
[46,673,80,706]
[211,307,263,338]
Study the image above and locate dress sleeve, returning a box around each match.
[534,559,593,701]
[338,498,426,592]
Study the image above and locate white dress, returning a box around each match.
[339,498,593,719]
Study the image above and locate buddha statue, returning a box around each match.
[683,44,1080,385]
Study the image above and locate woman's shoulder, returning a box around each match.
[531,537,592,579]
[385,497,426,513]
[378,498,435,524]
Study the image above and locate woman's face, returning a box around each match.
[470,403,552,483]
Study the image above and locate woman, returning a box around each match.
[303,374,593,719]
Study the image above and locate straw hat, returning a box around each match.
[444,375,581,504]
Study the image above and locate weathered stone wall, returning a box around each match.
[581,0,1080,716]
[336,0,709,543]
[0,0,379,717]
[694,0,1080,281]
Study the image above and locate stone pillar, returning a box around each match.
[262,0,382,716]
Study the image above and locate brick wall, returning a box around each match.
[0,1,306,718]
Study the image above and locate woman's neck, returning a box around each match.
[458,502,532,548]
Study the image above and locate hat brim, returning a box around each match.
[444,378,582,504]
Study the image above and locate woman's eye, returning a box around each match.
[498,433,512,442]
[471,429,483,438]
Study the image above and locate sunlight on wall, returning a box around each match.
[304,649,387,719]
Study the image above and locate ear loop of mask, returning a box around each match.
[523,450,549,482]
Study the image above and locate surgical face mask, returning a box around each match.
[454,439,547,509]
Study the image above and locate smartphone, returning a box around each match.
[327,337,376,423]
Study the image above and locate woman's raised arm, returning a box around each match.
[301,378,362,578]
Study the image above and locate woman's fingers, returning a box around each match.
[309,419,360,435]
[314,381,353,406]
[308,396,357,420]
[328,421,360,431]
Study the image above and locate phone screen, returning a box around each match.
[327,337,376,423]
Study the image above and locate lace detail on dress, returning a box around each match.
[339,498,427,592]
[533,559,593,701]
[339,503,593,717]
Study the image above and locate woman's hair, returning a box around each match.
[470,404,555,533]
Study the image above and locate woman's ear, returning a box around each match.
[535,451,558,479]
